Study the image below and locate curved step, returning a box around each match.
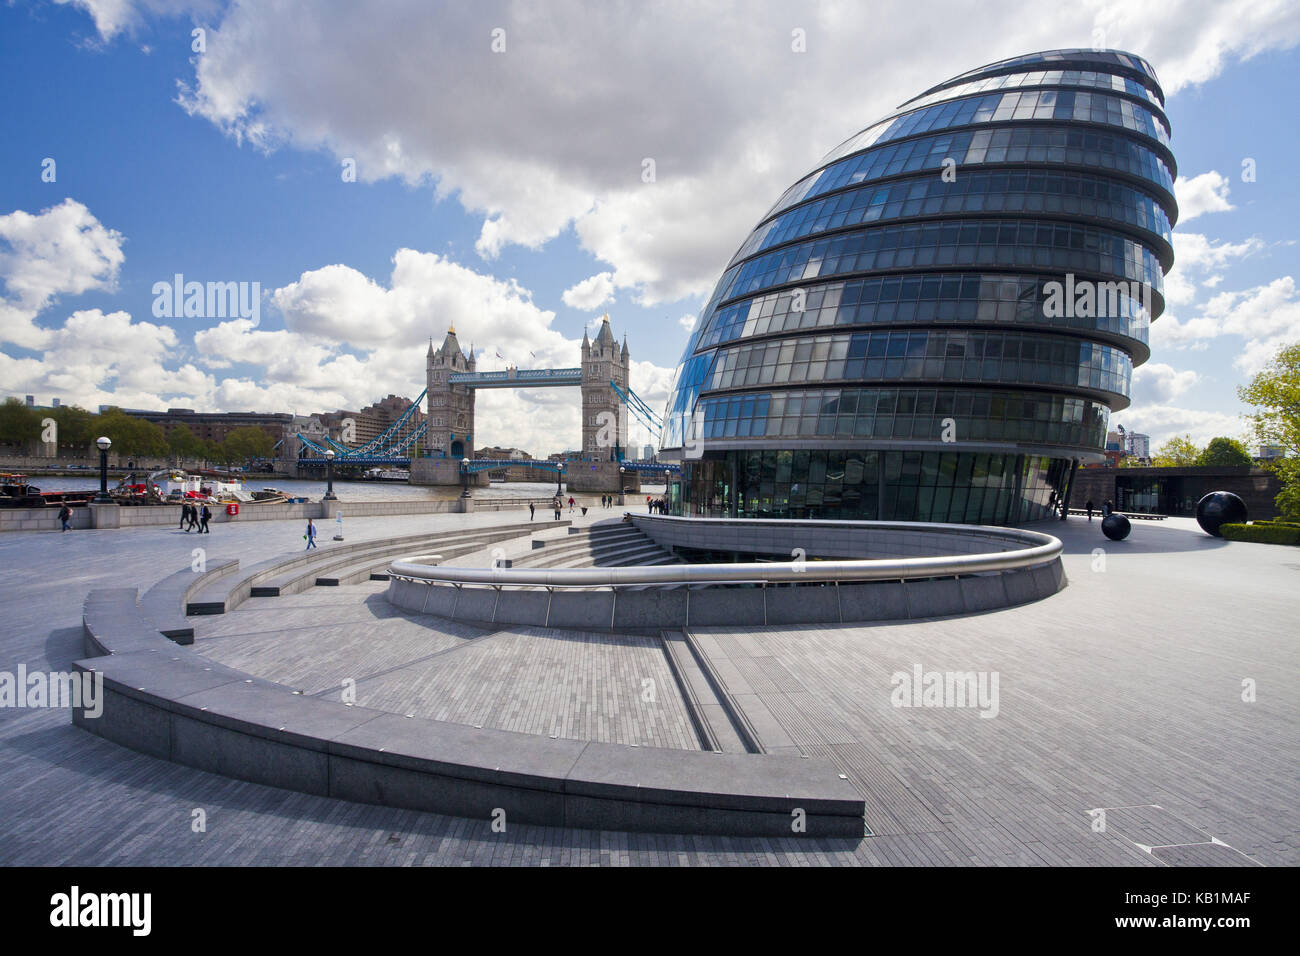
[187,520,566,614]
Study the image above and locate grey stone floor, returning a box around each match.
[196,584,698,751]
[0,507,1296,865]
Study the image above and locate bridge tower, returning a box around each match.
[581,314,630,460]
[426,325,476,458]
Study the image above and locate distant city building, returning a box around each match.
[316,395,424,449]
[1257,444,1286,461]
[476,446,529,460]
[289,415,329,456]
[118,407,291,446]
[642,444,655,462]
[1126,432,1150,459]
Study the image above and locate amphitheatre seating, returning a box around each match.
[74,582,866,837]
[513,522,677,570]
[184,520,566,615]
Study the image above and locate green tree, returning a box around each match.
[1239,341,1300,519]
[94,409,167,458]
[51,405,95,454]
[1151,434,1201,467]
[0,397,42,450]
[1196,437,1253,467]
[221,427,274,468]
[168,423,202,463]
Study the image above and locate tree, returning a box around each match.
[168,423,201,463]
[221,427,275,468]
[51,405,95,454]
[1196,437,1253,467]
[0,397,42,450]
[93,409,167,459]
[1151,434,1201,467]
[1239,341,1300,519]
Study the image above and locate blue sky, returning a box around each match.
[2,0,1298,456]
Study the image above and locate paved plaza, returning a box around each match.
[0,505,1296,865]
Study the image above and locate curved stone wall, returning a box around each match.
[385,516,1067,628]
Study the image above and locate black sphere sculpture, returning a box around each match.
[1196,491,1247,537]
[1101,512,1131,541]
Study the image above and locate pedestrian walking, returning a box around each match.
[553,497,561,521]
[1103,499,1113,518]
[200,504,211,534]
[529,501,535,521]
[178,504,188,531]
[189,502,201,532]
[305,518,318,550]
[568,495,575,514]
[58,503,72,532]
[647,496,652,512]
[1085,498,1095,522]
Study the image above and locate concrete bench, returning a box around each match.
[73,590,865,837]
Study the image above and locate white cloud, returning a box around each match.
[1174,170,1233,223]
[152,0,1300,308]
[561,272,615,310]
[1130,361,1199,404]
[0,308,204,411]
[1119,403,1247,447]
[0,199,126,348]
[1163,231,1265,312]
[53,0,219,41]
[1151,275,1300,373]
[678,314,697,332]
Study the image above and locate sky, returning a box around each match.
[1,0,1298,458]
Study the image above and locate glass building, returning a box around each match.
[660,49,1177,523]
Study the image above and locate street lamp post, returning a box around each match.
[461,457,471,498]
[323,449,337,501]
[555,462,564,497]
[95,436,113,502]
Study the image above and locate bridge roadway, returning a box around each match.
[0,508,1295,865]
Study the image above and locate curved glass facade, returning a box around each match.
[661,49,1177,524]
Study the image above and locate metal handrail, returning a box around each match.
[388,522,1062,589]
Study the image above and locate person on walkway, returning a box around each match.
[58,503,72,532]
[1103,499,1113,518]
[178,503,188,531]
[647,496,652,512]
[553,497,562,521]
[1085,498,1095,522]
[305,518,318,550]
[189,502,201,532]
[568,495,575,514]
[529,501,535,521]
[200,504,211,534]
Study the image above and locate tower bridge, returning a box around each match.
[293,315,676,492]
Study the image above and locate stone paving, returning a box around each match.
[196,583,698,750]
[0,505,1296,865]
